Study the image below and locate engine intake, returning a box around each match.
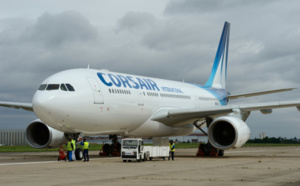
[208,116,250,150]
[26,119,68,149]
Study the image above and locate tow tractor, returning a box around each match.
[121,138,169,162]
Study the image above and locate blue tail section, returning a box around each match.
[205,22,230,89]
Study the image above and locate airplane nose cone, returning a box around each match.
[32,91,57,118]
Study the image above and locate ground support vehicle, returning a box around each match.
[58,145,67,161]
[144,146,169,161]
[121,138,169,162]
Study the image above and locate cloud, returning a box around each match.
[22,11,98,48]
[117,12,155,33]
[0,11,100,101]
[0,2,300,138]
[164,0,276,15]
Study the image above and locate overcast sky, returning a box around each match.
[1,0,300,138]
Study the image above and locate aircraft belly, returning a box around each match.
[61,104,151,134]
[128,120,195,137]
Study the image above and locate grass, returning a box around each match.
[1,143,299,152]
[0,143,103,152]
[243,143,300,147]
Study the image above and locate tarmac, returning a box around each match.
[0,146,300,186]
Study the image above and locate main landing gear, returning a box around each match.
[65,133,83,160]
[196,143,224,157]
[193,119,224,157]
[99,135,121,156]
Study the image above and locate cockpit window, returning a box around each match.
[60,84,67,91]
[38,84,47,90]
[38,83,74,91]
[46,84,59,90]
[66,84,75,91]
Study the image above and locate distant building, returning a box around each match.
[259,132,266,139]
[0,129,27,146]
[170,133,207,143]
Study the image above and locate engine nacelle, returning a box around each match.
[26,119,68,149]
[208,116,250,150]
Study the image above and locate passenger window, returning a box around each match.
[38,84,47,91]
[60,84,67,91]
[46,84,59,90]
[66,84,75,91]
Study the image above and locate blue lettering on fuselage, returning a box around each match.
[147,79,160,91]
[108,74,121,87]
[117,75,132,88]
[126,76,139,89]
[136,77,149,90]
[97,72,161,91]
[97,72,113,86]
[161,87,183,93]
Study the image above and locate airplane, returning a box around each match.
[1,21,300,159]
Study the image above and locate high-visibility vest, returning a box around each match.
[67,142,73,151]
[83,142,89,150]
[72,140,76,150]
[169,143,175,152]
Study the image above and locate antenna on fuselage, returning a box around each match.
[87,64,90,69]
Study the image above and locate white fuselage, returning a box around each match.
[32,69,226,137]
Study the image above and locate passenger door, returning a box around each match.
[87,77,104,104]
[138,91,144,106]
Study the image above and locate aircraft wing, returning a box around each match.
[228,88,296,100]
[152,100,300,127]
[0,101,33,112]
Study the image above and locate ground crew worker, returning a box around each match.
[71,138,76,161]
[81,138,90,162]
[168,140,175,160]
[67,138,74,162]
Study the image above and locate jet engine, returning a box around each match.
[208,116,250,150]
[26,119,68,149]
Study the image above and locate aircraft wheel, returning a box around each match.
[75,148,83,160]
[218,150,224,157]
[103,144,111,155]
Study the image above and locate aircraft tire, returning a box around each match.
[75,148,83,160]
[102,144,111,155]
[218,150,224,157]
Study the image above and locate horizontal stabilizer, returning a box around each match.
[228,88,296,100]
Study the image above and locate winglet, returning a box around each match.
[205,22,230,89]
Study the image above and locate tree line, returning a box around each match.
[247,137,300,144]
